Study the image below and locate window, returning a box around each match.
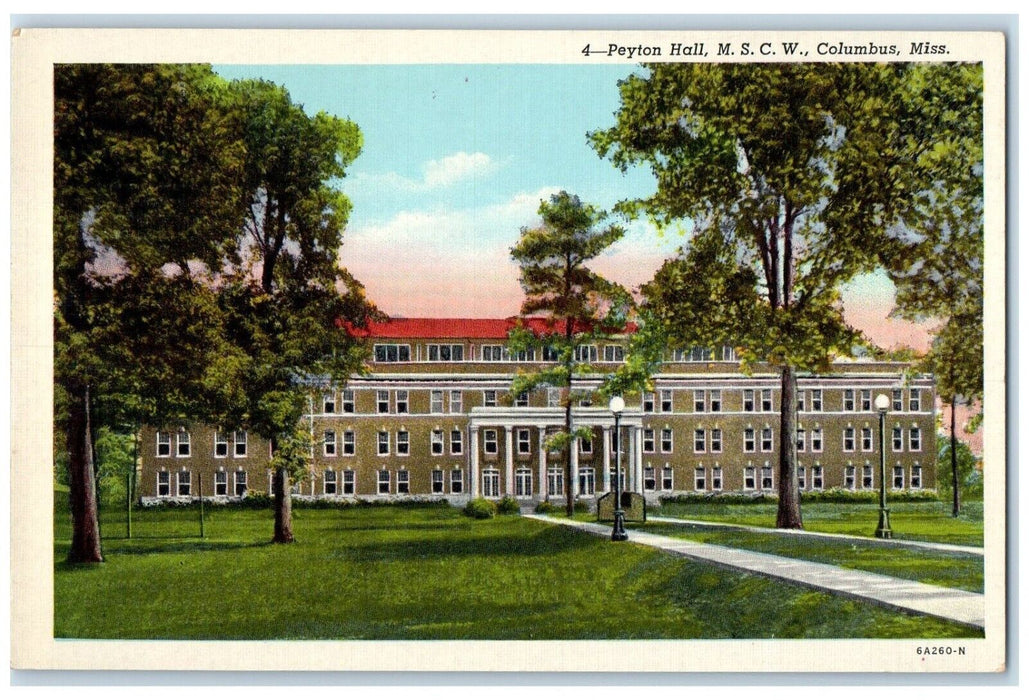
[234,470,247,497]
[690,346,713,361]
[482,469,500,497]
[323,393,336,414]
[547,467,564,496]
[760,389,773,412]
[396,430,409,456]
[515,391,529,407]
[797,466,806,490]
[432,469,445,494]
[542,346,560,362]
[644,466,656,491]
[377,469,390,494]
[861,427,873,452]
[450,430,463,455]
[643,428,655,453]
[580,435,593,454]
[845,466,856,490]
[694,467,706,491]
[377,390,390,414]
[893,465,905,489]
[395,390,409,414]
[710,390,722,412]
[324,430,337,456]
[342,470,355,495]
[811,428,823,452]
[483,390,498,407]
[547,388,561,408]
[397,470,410,494]
[377,431,390,456]
[427,343,464,362]
[892,426,903,451]
[178,470,191,496]
[711,429,722,453]
[176,430,191,457]
[578,393,594,408]
[844,389,855,412]
[761,427,773,452]
[214,431,228,458]
[719,345,738,362]
[234,430,247,457]
[812,465,824,490]
[451,468,464,493]
[324,469,337,495]
[431,430,444,455]
[860,389,872,412]
[481,344,503,362]
[711,467,722,491]
[373,344,410,362]
[796,428,806,452]
[215,471,228,496]
[341,389,355,413]
[450,390,463,413]
[574,345,598,363]
[662,466,674,491]
[893,389,904,411]
[484,429,498,455]
[744,428,756,453]
[342,431,355,456]
[660,428,673,453]
[797,391,806,412]
[909,388,921,411]
[843,427,856,452]
[516,467,533,497]
[694,429,706,453]
[603,345,625,362]
[811,389,823,412]
[911,465,922,489]
[157,471,170,496]
[430,390,444,414]
[761,466,773,490]
[743,389,755,412]
[660,389,673,413]
[909,427,922,451]
[744,467,756,490]
[642,392,655,412]
[861,464,874,489]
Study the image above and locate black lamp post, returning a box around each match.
[874,393,893,539]
[609,396,628,542]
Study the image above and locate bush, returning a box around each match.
[462,498,497,519]
[496,496,521,515]
[534,500,557,514]
[573,499,591,514]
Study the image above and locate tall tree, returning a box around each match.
[220,79,373,543]
[592,63,981,528]
[509,191,629,516]
[54,64,247,562]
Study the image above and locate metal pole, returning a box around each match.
[611,412,627,542]
[875,406,893,539]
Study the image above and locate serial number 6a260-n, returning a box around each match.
[917,646,966,656]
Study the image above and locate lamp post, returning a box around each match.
[609,396,628,542]
[874,393,893,539]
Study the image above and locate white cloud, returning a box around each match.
[352,151,498,193]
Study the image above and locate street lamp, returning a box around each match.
[609,396,628,542]
[874,393,893,539]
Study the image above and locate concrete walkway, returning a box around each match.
[648,515,985,556]
[525,514,985,630]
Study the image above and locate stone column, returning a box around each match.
[469,428,480,497]
[505,426,515,496]
[570,436,580,498]
[538,429,548,500]
[602,427,612,493]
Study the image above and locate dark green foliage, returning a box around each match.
[660,489,938,507]
[936,438,983,503]
[462,498,498,519]
[496,496,521,515]
[534,500,558,514]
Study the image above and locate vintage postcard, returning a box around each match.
[10,26,1006,674]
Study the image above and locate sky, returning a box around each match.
[213,64,930,352]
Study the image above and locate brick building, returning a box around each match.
[139,318,936,504]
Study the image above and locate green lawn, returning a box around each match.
[55,503,982,640]
[654,501,984,546]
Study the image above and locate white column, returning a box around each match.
[634,426,644,492]
[602,427,612,493]
[538,429,548,500]
[469,428,480,497]
[570,437,580,498]
[505,426,515,496]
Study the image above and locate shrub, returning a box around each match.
[462,498,497,519]
[534,500,557,514]
[573,499,591,514]
[496,496,521,515]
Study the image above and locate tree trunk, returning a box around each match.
[950,395,960,517]
[271,437,295,543]
[775,365,803,529]
[564,392,574,517]
[66,384,103,563]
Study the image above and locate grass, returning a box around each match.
[53,503,982,640]
[654,500,984,546]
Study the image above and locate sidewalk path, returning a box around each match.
[525,514,985,630]
[647,515,984,556]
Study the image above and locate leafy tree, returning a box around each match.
[54,64,247,562]
[591,63,981,529]
[936,435,983,504]
[219,80,373,543]
[509,191,629,516]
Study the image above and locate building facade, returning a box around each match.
[139,318,936,505]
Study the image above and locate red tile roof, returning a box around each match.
[349,317,637,339]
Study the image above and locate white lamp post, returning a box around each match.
[874,393,893,539]
[608,396,628,542]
